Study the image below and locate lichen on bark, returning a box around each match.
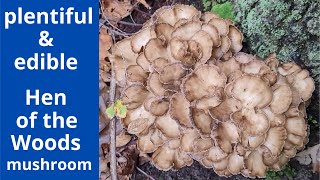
[233,0,320,83]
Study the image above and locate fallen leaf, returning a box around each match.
[106,104,115,119]
[295,144,320,172]
[116,100,127,118]
[102,0,132,19]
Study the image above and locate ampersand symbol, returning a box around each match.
[39,31,54,47]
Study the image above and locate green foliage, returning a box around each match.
[106,100,127,119]
[202,0,234,20]
[266,165,296,180]
[308,115,319,127]
[211,2,234,20]
[202,0,213,11]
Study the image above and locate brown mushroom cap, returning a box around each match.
[231,75,273,109]
[155,114,181,139]
[228,25,243,53]
[190,30,213,64]
[182,65,227,102]
[192,108,217,137]
[289,69,315,101]
[151,145,175,171]
[172,21,202,40]
[227,152,244,175]
[212,36,231,60]
[208,18,229,36]
[202,24,221,47]
[126,65,149,83]
[263,127,287,156]
[131,27,157,53]
[149,99,170,116]
[180,128,200,153]
[121,85,149,109]
[232,108,270,136]
[244,150,268,178]
[169,93,193,128]
[136,53,151,72]
[209,98,242,122]
[147,72,167,97]
[213,122,240,153]
[145,38,168,62]
[159,63,187,84]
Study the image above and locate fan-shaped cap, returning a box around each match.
[180,128,200,153]
[216,57,241,77]
[231,75,273,109]
[209,98,242,122]
[244,150,268,178]
[126,65,148,84]
[227,152,244,175]
[207,146,228,162]
[182,65,227,102]
[159,63,187,84]
[155,114,181,139]
[212,36,231,60]
[145,38,168,62]
[270,83,292,114]
[261,107,286,127]
[208,18,229,36]
[154,5,200,26]
[192,108,217,137]
[173,150,193,169]
[154,23,174,42]
[147,72,167,97]
[289,69,315,101]
[228,25,243,53]
[263,127,287,156]
[111,38,138,63]
[241,133,266,149]
[169,93,192,128]
[136,53,151,72]
[172,21,202,40]
[151,145,175,171]
[213,122,240,153]
[232,109,270,136]
[122,106,155,128]
[193,138,214,152]
[149,99,169,116]
[200,12,219,23]
[234,52,255,64]
[138,127,162,153]
[131,27,157,53]
[190,30,213,64]
[121,85,149,109]
[201,24,221,47]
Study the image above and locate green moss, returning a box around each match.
[308,115,319,127]
[211,2,234,20]
[233,0,320,83]
[202,0,213,11]
[266,165,296,180]
[202,0,234,20]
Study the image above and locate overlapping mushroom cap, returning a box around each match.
[108,4,315,178]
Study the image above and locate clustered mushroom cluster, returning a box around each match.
[108,5,315,178]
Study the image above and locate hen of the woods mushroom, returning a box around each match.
[108,4,315,178]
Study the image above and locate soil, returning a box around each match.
[117,0,320,179]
